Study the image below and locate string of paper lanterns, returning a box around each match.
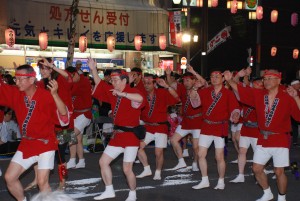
[3,29,169,52]
[3,2,299,55]
[255,6,298,27]
[270,46,299,60]
[3,27,298,59]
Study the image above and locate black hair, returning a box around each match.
[182,72,195,79]
[252,77,263,82]
[209,68,223,75]
[16,64,35,74]
[131,67,142,74]
[38,58,60,88]
[104,69,112,76]
[3,74,15,85]
[65,66,77,73]
[37,58,52,67]
[4,107,13,115]
[143,73,156,80]
[174,73,181,80]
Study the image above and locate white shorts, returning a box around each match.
[253,146,289,167]
[175,125,200,139]
[144,132,168,148]
[11,151,55,170]
[239,136,258,150]
[104,145,139,162]
[74,114,91,134]
[199,134,225,149]
[231,123,243,133]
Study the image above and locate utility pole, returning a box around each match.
[186,0,191,67]
[256,0,262,77]
[66,0,79,67]
[201,0,208,77]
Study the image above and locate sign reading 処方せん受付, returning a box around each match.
[0,0,168,49]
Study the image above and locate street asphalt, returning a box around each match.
[1,142,300,201]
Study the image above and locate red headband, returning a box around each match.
[111,71,128,77]
[210,71,222,76]
[15,72,36,77]
[263,70,282,79]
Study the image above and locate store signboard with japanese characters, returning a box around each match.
[0,0,168,49]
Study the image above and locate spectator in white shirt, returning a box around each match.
[0,108,21,145]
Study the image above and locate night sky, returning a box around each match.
[187,0,300,83]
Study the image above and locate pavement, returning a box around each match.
[1,142,300,201]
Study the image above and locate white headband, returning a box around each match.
[291,80,300,85]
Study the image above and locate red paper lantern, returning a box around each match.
[211,0,218,7]
[134,35,142,51]
[271,47,277,57]
[39,32,48,50]
[107,36,116,52]
[291,13,298,27]
[159,34,167,50]
[231,0,238,14]
[256,6,263,20]
[293,49,299,59]
[271,10,278,23]
[79,35,87,53]
[5,28,15,47]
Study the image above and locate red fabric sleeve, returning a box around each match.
[237,84,255,108]
[93,81,112,103]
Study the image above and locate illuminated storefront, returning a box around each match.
[0,0,180,75]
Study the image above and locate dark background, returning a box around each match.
[176,0,300,83]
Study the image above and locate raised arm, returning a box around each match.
[47,79,69,125]
[110,89,143,103]
[243,66,252,86]
[87,57,101,85]
[187,65,207,87]
[189,88,201,108]
[287,86,300,111]
[156,78,180,101]
[224,70,238,92]
[39,57,69,79]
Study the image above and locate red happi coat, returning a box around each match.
[240,103,261,139]
[199,86,240,137]
[135,80,147,97]
[0,107,4,122]
[72,74,92,120]
[93,81,145,147]
[237,84,300,148]
[177,83,203,130]
[0,83,61,158]
[141,88,179,134]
